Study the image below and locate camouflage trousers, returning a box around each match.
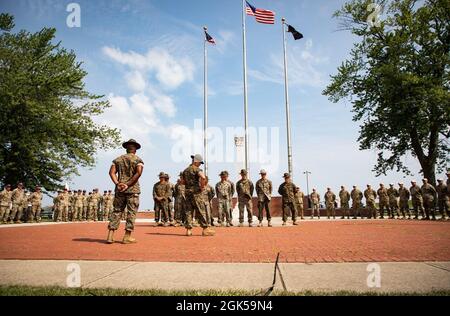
[438,199,449,218]
[341,202,350,218]
[351,201,362,218]
[154,199,169,223]
[72,206,82,221]
[378,199,389,218]
[282,201,297,222]
[296,203,304,219]
[311,202,320,218]
[184,193,208,229]
[108,192,139,232]
[103,206,113,221]
[325,203,335,219]
[10,204,23,222]
[218,198,231,224]
[389,200,399,218]
[257,198,271,221]
[412,199,424,218]
[423,197,435,218]
[61,205,69,221]
[366,201,378,219]
[88,206,98,221]
[174,197,186,224]
[82,206,88,220]
[0,205,11,223]
[238,197,253,223]
[399,200,411,218]
[29,205,41,222]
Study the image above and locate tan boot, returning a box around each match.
[122,231,137,244]
[186,229,193,236]
[202,227,215,236]
[106,230,115,244]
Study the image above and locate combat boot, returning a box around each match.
[293,221,299,226]
[122,231,137,244]
[268,220,272,227]
[257,221,262,227]
[186,229,193,236]
[106,230,115,244]
[202,227,215,237]
[248,222,253,227]
[239,223,244,227]
[282,221,287,226]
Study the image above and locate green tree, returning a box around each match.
[323,0,450,184]
[0,14,121,192]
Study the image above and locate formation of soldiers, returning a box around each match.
[150,170,450,228]
[52,189,115,222]
[0,183,43,224]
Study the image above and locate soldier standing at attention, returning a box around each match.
[100,191,108,221]
[215,171,233,227]
[81,190,88,221]
[255,169,272,227]
[60,188,69,222]
[174,173,186,227]
[0,184,12,224]
[294,187,305,221]
[73,190,83,221]
[104,190,114,221]
[54,190,64,222]
[226,172,235,225]
[310,189,320,219]
[387,184,400,219]
[421,178,437,220]
[181,154,215,237]
[166,174,175,226]
[324,188,337,219]
[153,172,170,226]
[350,185,363,219]
[377,183,389,219]
[410,181,424,219]
[106,139,144,244]
[68,190,74,221]
[398,183,411,219]
[436,179,448,220]
[28,187,43,223]
[10,183,25,224]
[278,173,298,226]
[88,189,100,222]
[364,185,378,219]
[236,169,254,227]
[202,177,215,227]
[339,186,351,219]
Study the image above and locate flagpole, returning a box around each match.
[282,18,293,178]
[203,26,208,177]
[242,0,249,173]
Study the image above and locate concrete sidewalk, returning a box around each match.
[0,260,449,293]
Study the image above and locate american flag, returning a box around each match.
[204,30,216,44]
[245,1,275,25]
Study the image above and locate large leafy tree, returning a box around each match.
[323,0,449,184]
[0,14,121,192]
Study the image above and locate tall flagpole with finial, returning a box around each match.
[203,26,209,177]
[282,18,293,178]
[242,0,249,173]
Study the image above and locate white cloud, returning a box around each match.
[102,46,195,90]
[125,71,147,92]
[148,87,176,118]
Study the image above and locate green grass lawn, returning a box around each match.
[0,285,449,296]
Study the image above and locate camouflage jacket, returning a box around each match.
[28,192,42,206]
[339,190,350,204]
[215,180,232,200]
[410,185,422,200]
[278,182,297,203]
[377,188,389,202]
[113,153,144,194]
[11,188,25,205]
[398,187,410,201]
[310,192,320,204]
[153,181,171,201]
[255,178,272,202]
[236,179,254,199]
[351,189,363,202]
[364,189,377,202]
[0,189,12,207]
[324,191,336,205]
[436,183,448,201]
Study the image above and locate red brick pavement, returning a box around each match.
[0,220,449,263]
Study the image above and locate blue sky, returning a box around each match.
[2,0,435,208]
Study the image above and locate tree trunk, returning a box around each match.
[420,158,436,186]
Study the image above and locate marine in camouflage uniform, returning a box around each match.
[226,173,235,223]
[255,169,272,227]
[103,190,114,221]
[294,187,305,221]
[73,190,84,221]
[60,188,70,222]
[28,187,43,223]
[324,188,336,219]
[387,184,400,219]
[339,186,351,219]
[236,169,254,227]
[181,154,215,237]
[107,139,144,244]
[410,181,424,219]
[82,190,88,221]
[421,178,437,220]
[351,186,363,219]
[377,184,389,219]
[278,173,298,225]
[87,189,101,221]
[310,189,320,219]
[215,171,233,227]
[436,179,449,220]
[174,173,186,227]
[0,184,12,224]
[398,183,411,219]
[54,190,64,222]
[364,185,378,219]
[10,183,25,224]
[153,172,171,226]
[166,174,175,225]
[202,178,215,227]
